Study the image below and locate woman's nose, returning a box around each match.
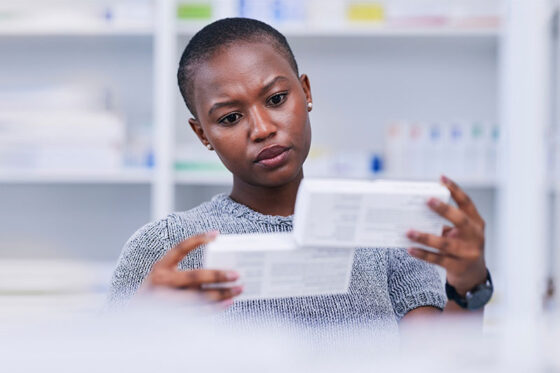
[248,107,277,142]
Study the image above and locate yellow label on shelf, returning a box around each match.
[347,3,385,22]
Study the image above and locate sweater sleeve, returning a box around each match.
[387,248,447,320]
[106,218,171,308]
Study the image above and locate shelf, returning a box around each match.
[0,20,500,39]
[450,178,498,189]
[0,23,153,37]
[174,171,497,189]
[176,23,500,38]
[0,169,153,184]
[175,172,232,186]
[0,170,496,188]
[381,177,498,189]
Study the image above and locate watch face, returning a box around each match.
[465,285,493,310]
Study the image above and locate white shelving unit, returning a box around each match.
[0,0,557,311]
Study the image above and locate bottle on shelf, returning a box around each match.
[383,119,499,183]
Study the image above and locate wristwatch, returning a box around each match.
[445,270,493,310]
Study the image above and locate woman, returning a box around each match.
[109,18,490,329]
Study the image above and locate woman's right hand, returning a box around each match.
[137,231,242,307]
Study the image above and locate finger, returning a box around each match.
[201,286,243,302]
[170,269,239,288]
[441,175,484,225]
[407,247,455,269]
[447,228,461,239]
[407,230,461,257]
[442,225,453,236]
[158,231,219,268]
[427,198,473,231]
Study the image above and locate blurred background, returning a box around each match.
[0,0,558,359]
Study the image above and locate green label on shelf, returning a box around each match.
[472,124,483,139]
[177,3,212,20]
[174,162,225,171]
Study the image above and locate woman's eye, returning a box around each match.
[267,93,287,106]
[219,113,241,125]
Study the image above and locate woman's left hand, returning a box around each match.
[406,175,488,296]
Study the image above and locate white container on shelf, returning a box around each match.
[0,84,108,112]
[442,121,467,179]
[465,122,488,179]
[424,122,445,179]
[447,0,501,27]
[238,0,276,24]
[385,0,449,26]
[384,121,408,178]
[106,0,154,26]
[306,0,346,29]
[485,124,499,179]
[211,0,238,19]
[406,121,428,178]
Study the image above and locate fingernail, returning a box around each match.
[407,248,418,256]
[407,230,418,239]
[220,298,234,308]
[225,271,238,281]
[206,230,219,239]
[441,175,450,184]
[232,286,243,296]
[428,198,440,208]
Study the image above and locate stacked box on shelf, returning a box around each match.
[0,110,126,171]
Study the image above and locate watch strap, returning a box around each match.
[445,270,493,310]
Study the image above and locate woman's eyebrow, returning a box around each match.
[208,100,241,116]
[208,76,290,116]
[260,76,289,96]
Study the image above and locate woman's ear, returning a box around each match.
[299,74,312,106]
[188,118,211,148]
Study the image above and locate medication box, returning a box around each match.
[293,179,450,249]
[204,233,354,301]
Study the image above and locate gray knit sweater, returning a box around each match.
[108,193,446,333]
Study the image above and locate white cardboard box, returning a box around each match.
[293,179,450,249]
[204,233,355,301]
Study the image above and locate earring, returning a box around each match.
[307,102,313,111]
[206,143,213,150]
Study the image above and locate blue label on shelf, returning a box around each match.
[370,154,383,174]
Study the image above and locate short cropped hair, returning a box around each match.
[177,17,299,118]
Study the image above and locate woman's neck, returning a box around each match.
[229,171,303,217]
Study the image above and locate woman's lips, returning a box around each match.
[255,145,291,169]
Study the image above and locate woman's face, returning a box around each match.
[188,41,312,188]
